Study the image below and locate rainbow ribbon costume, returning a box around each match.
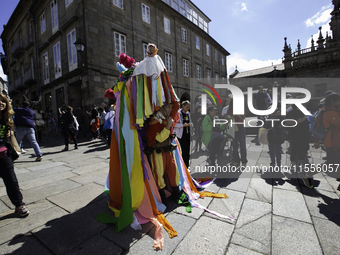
[101,46,234,250]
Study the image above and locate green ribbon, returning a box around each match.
[115,81,133,232]
[177,192,192,213]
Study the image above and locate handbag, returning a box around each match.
[103,113,114,131]
[0,146,7,159]
[258,127,269,145]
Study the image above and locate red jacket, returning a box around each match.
[322,107,340,148]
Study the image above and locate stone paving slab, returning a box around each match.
[223,173,252,193]
[273,188,311,223]
[172,216,234,255]
[312,216,340,255]
[16,165,73,183]
[72,161,109,175]
[32,199,111,255]
[127,213,196,254]
[204,188,245,222]
[12,167,31,174]
[19,171,77,190]
[0,179,82,208]
[0,199,9,214]
[101,220,155,251]
[0,206,68,245]
[174,196,213,220]
[64,234,123,255]
[47,183,108,213]
[232,214,271,254]
[0,233,54,255]
[62,157,107,169]
[25,161,65,171]
[271,176,301,192]
[323,174,340,196]
[69,167,108,186]
[0,187,5,197]
[0,199,56,228]
[312,173,336,192]
[272,215,323,255]
[226,243,264,255]
[301,187,340,221]
[245,174,272,204]
[232,199,272,254]
[56,154,98,165]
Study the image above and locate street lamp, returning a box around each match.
[74,38,85,52]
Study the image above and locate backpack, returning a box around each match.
[310,108,332,140]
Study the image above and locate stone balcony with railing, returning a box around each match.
[24,69,36,85]
[11,39,25,59]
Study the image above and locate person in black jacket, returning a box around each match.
[60,106,78,151]
[264,109,285,167]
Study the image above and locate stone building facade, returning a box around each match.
[229,0,340,100]
[1,0,229,117]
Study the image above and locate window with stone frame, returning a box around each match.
[67,29,77,71]
[42,52,50,85]
[172,0,179,11]
[195,36,200,50]
[186,5,192,21]
[40,13,46,34]
[206,44,210,56]
[165,52,173,72]
[164,17,170,34]
[143,43,148,58]
[179,0,186,16]
[183,58,189,77]
[65,0,73,8]
[215,50,218,61]
[51,0,59,34]
[142,3,150,24]
[192,10,198,25]
[53,41,62,79]
[182,28,187,43]
[114,32,126,56]
[196,64,201,80]
[207,69,211,83]
[199,16,204,30]
[113,0,123,9]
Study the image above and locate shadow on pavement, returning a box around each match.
[83,145,109,154]
[1,194,161,254]
[301,188,340,227]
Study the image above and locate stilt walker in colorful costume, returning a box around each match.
[101,44,234,250]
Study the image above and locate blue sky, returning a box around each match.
[193,0,332,75]
[0,0,334,80]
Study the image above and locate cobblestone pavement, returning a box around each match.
[0,134,339,254]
